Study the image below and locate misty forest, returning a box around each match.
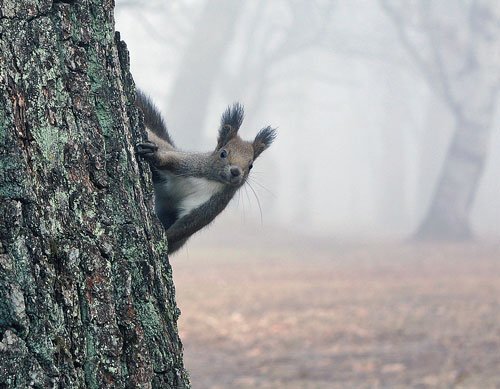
[1,0,499,388]
[117,0,500,241]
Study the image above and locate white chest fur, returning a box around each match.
[159,174,224,218]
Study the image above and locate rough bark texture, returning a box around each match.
[0,1,190,388]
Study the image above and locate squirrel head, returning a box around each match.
[211,103,276,187]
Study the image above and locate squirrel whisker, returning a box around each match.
[135,90,276,253]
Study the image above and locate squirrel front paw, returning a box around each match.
[136,141,180,169]
[136,141,158,161]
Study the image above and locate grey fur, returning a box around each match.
[136,92,276,254]
[136,90,175,146]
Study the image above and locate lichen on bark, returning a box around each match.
[0,1,190,387]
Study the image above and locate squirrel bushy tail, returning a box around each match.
[135,90,175,147]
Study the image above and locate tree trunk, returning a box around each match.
[166,0,243,148]
[416,119,491,240]
[0,1,190,388]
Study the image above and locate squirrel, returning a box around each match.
[135,90,276,254]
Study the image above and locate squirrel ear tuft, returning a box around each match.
[217,103,244,148]
[221,103,244,130]
[253,126,277,159]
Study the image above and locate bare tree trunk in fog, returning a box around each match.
[167,0,243,148]
[221,1,334,121]
[417,120,491,239]
[0,1,189,387]
[382,0,500,240]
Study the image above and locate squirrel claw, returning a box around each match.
[136,141,158,151]
[136,142,158,158]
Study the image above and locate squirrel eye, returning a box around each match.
[220,149,228,158]
[249,163,253,170]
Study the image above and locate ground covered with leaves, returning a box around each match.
[174,237,500,388]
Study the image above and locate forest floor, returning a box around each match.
[173,233,500,389]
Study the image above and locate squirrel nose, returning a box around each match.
[230,167,241,177]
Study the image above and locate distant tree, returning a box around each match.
[222,0,335,121]
[166,0,244,148]
[0,1,189,387]
[382,0,500,239]
[169,0,333,147]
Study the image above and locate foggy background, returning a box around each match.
[114,2,500,387]
[116,0,500,241]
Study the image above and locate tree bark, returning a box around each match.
[0,1,190,388]
[416,119,491,240]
